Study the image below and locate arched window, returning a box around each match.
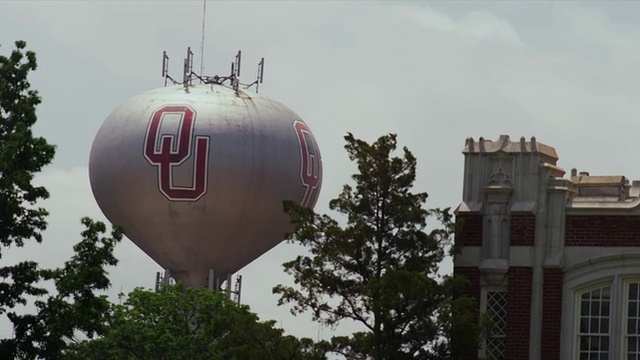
[562,256,640,359]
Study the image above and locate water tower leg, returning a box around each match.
[207,269,215,290]
[155,271,161,292]
[206,269,228,292]
[155,269,172,291]
[215,276,222,291]
[205,269,241,303]
[225,274,232,297]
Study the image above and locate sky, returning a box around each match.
[3,0,640,343]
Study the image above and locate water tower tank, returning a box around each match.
[89,84,322,287]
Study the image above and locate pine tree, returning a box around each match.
[274,133,481,359]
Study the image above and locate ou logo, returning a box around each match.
[144,105,210,201]
[293,120,322,207]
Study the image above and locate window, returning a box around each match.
[561,256,640,359]
[626,282,640,360]
[569,279,640,359]
[485,290,507,360]
[577,286,611,360]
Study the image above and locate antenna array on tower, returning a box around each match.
[162,47,266,95]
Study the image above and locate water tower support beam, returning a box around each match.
[155,269,172,291]
[204,269,242,304]
[207,269,215,290]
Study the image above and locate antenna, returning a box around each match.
[229,50,241,94]
[234,275,242,304]
[162,51,169,87]
[244,57,265,93]
[234,50,241,77]
[161,51,178,86]
[183,47,194,89]
[199,0,207,79]
[256,57,264,93]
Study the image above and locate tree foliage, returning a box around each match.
[0,40,55,319]
[274,133,481,359]
[66,285,326,360]
[3,219,122,358]
[0,41,123,359]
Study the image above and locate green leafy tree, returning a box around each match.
[6,219,122,358]
[274,133,482,359]
[0,41,123,359]
[66,285,326,360]
[0,39,55,315]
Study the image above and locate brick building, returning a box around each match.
[454,135,640,360]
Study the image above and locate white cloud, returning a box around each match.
[395,4,523,48]
[552,3,640,66]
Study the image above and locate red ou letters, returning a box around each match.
[293,120,322,207]
[144,105,209,201]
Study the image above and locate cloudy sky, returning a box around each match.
[2,0,640,341]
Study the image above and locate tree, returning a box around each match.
[65,285,327,360]
[5,218,122,358]
[0,39,55,317]
[273,133,482,359]
[0,41,123,359]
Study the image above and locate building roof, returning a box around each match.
[462,134,558,161]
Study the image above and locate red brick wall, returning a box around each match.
[506,267,532,360]
[541,268,563,360]
[457,214,482,247]
[453,266,481,304]
[510,213,536,246]
[566,215,640,246]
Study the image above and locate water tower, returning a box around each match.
[89,48,322,298]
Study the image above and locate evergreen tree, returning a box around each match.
[274,133,481,359]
